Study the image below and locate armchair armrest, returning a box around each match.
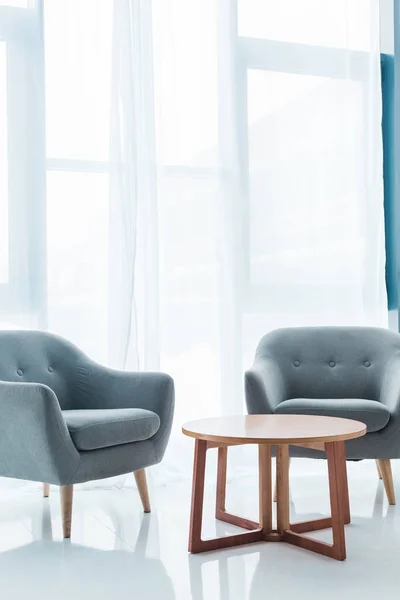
[77,362,175,462]
[245,358,286,414]
[0,381,80,485]
[379,354,400,415]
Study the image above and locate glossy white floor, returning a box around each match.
[0,457,399,599]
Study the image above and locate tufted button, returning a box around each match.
[47,366,54,373]
[294,360,300,367]
[16,369,23,376]
[329,361,336,368]
[364,361,371,368]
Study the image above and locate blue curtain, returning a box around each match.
[382,53,397,310]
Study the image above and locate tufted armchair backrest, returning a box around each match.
[0,330,83,409]
[254,327,400,401]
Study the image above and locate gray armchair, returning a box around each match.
[245,326,400,505]
[0,331,174,536]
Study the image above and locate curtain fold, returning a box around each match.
[108,0,159,371]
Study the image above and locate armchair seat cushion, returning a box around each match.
[63,408,160,451]
[274,398,390,433]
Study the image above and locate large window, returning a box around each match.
[43,0,112,359]
[235,4,376,318]
[0,0,390,372]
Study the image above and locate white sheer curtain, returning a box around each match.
[151,0,388,478]
[108,0,159,371]
[0,0,387,489]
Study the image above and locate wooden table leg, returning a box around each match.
[215,445,260,531]
[326,441,346,560]
[258,444,272,535]
[283,441,348,561]
[336,441,350,524]
[216,446,227,515]
[276,444,290,533]
[189,440,264,553]
[274,456,291,503]
[189,439,208,553]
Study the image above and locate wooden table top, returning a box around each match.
[182,414,366,445]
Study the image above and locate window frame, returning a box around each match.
[235,30,376,308]
[0,0,394,329]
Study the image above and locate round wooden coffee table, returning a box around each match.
[182,415,366,560]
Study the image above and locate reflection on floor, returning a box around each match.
[0,458,399,599]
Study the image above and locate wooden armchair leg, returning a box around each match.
[376,460,382,480]
[134,469,151,513]
[43,483,50,498]
[377,459,396,505]
[60,485,73,538]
